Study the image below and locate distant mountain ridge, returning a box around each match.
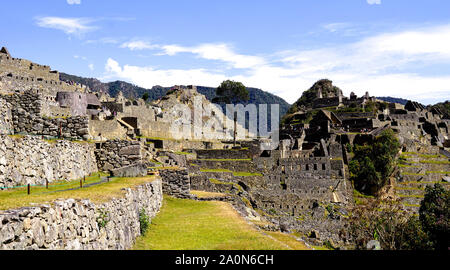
[60,73,291,118]
[376,96,409,105]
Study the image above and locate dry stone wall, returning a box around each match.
[95,140,143,171]
[0,135,97,188]
[159,169,192,199]
[195,149,251,160]
[0,179,162,250]
[0,92,90,140]
[0,98,12,135]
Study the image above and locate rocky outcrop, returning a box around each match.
[0,135,97,188]
[0,179,162,250]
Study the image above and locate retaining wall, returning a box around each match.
[0,179,162,250]
[0,135,97,189]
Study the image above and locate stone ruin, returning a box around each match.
[0,47,448,249]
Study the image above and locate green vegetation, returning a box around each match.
[139,209,151,235]
[233,172,263,177]
[418,183,450,250]
[212,80,249,104]
[96,208,109,229]
[349,184,449,250]
[353,189,375,205]
[349,129,400,195]
[7,134,25,139]
[199,169,262,177]
[197,158,252,161]
[419,160,450,165]
[190,190,228,199]
[398,164,420,168]
[174,151,192,155]
[133,196,308,250]
[430,100,450,118]
[425,171,450,174]
[402,172,426,176]
[199,168,233,173]
[286,79,341,114]
[0,175,156,210]
[209,178,243,192]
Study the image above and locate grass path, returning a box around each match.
[133,196,310,250]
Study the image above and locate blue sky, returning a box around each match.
[1,0,449,104]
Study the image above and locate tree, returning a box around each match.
[349,129,400,195]
[394,215,432,250]
[212,80,249,147]
[212,80,249,104]
[419,183,450,250]
[142,92,149,101]
[348,200,433,250]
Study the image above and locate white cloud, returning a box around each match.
[322,22,353,33]
[88,64,94,71]
[161,43,266,69]
[104,58,226,88]
[36,17,97,36]
[67,0,81,5]
[120,40,265,69]
[84,37,120,45]
[104,24,450,105]
[367,0,381,5]
[74,55,87,60]
[120,41,159,51]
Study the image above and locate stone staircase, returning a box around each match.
[396,151,450,213]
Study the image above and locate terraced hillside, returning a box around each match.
[396,151,450,212]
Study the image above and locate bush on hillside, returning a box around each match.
[349,129,400,195]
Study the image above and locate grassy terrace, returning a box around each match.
[133,196,309,250]
[197,158,252,161]
[199,168,263,177]
[419,160,450,165]
[190,190,229,199]
[402,172,426,176]
[398,181,449,185]
[209,178,243,192]
[0,174,157,210]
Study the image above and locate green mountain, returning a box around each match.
[430,100,450,118]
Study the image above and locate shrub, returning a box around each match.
[139,209,151,235]
[419,183,450,250]
[348,184,449,250]
[347,200,408,250]
[96,208,109,229]
[394,215,432,250]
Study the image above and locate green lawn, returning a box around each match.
[133,196,309,250]
[0,174,156,210]
[197,158,252,161]
[199,169,263,177]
